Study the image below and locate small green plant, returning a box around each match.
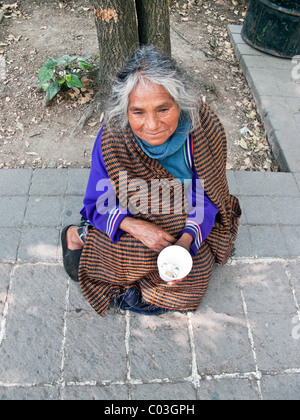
[38,54,99,101]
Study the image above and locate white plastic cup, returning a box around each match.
[157,245,193,282]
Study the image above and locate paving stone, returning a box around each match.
[0,196,28,227]
[63,283,127,383]
[0,169,32,196]
[30,169,68,196]
[285,260,300,315]
[264,172,299,196]
[0,264,68,384]
[260,374,300,400]
[66,169,90,196]
[17,227,60,262]
[199,378,260,400]
[0,386,60,401]
[191,308,254,376]
[24,196,64,227]
[281,226,300,257]
[248,225,290,258]
[0,229,21,261]
[294,173,300,193]
[131,382,197,400]
[129,312,191,381]
[232,225,254,258]
[234,171,268,196]
[239,262,300,371]
[273,197,300,225]
[226,170,239,196]
[62,196,84,226]
[62,384,129,401]
[239,196,278,225]
[0,264,11,320]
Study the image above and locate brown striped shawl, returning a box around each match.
[78,101,241,315]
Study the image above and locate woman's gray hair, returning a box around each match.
[105,46,200,130]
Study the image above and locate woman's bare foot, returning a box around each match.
[66,226,84,251]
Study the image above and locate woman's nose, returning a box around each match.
[145,113,160,131]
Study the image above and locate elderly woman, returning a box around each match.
[61,46,241,316]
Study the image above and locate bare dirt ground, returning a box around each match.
[0,0,279,171]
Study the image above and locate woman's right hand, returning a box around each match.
[119,217,177,253]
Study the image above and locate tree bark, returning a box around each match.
[135,0,171,55]
[73,0,171,135]
[90,0,139,96]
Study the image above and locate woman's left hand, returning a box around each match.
[163,233,193,287]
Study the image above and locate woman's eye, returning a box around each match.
[159,108,169,113]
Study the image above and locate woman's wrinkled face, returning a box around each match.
[128,81,180,146]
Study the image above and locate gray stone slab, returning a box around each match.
[191,309,254,376]
[273,197,300,225]
[0,169,32,196]
[274,129,300,173]
[264,172,299,196]
[201,264,244,316]
[226,170,239,196]
[30,169,68,196]
[131,382,197,400]
[248,225,290,258]
[294,173,300,192]
[191,265,255,375]
[62,196,84,226]
[63,283,127,383]
[66,169,90,196]
[234,171,269,196]
[129,312,191,381]
[24,196,64,227]
[0,264,68,384]
[199,378,260,400]
[232,225,255,258]
[17,227,60,262]
[239,262,300,371]
[260,374,300,400]
[0,264,11,320]
[281,226,300,257]
[62,384,129,401]
[0,386,60,401]
[0,196,28,227]
[228,24,300,174]
[239,196,278,225]
[0,229,21,261]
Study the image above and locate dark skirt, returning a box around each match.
[78,228,215,316]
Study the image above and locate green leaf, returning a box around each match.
[39,66,54,86]
[77,59,93,70]
[82,53,92,60]
[61,55,77,64]
[43,58,58,70]
[66,74,83,89]
[41,82,49,92]
[65,74,72,83]
[48,80,61,101]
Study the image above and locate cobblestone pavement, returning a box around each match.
[1,24,300,401]
[0,169,299,400]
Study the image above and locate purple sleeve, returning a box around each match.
[180,169,219,257]
[80,126,130,242]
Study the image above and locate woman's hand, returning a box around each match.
[164,233,194,287]
[119,217,177,253]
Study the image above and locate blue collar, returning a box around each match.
[132,118,191,160]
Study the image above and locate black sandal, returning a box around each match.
[61,225,83,282]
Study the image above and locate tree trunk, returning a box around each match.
[90,0,139,96]
[135,0,171,55]
[73,0,171,135]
